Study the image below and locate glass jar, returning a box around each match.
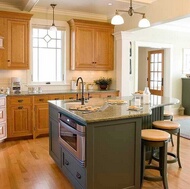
[143,87,151,104]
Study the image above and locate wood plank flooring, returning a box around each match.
[0,115,190,189]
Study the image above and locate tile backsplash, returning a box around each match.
[0,69,115,92]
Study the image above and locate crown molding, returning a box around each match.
[32,6,108,21]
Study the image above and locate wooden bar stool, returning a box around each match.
[164,113,174,146]
[141,129,170,189]
[152,120,182,168]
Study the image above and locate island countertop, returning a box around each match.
[48,95,179,124]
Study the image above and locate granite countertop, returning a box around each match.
[4,89,119,96]
[49,95,179,123]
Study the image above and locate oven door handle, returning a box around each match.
[59,119,84,136]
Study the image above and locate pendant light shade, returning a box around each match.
[111,12,124,25]
[138,15,150,28]
[50,4,57,31]
[111,0,150,28]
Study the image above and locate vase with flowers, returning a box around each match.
[94,77,112,90]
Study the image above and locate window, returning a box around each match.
[32,27,66,84]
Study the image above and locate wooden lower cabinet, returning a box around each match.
[7,96,33,138]
[7,105,32,138]
[33,103,49,138]
[7,91,119,139]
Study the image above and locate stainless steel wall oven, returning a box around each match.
[58,113,85,166]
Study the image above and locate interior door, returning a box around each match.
[148,50,164,96]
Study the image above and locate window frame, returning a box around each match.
[27,18,69,86]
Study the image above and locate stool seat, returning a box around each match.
[153,120,180,130]
[142,129,170,141]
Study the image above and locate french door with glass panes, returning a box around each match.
[148,50,164,96]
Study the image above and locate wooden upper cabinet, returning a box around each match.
[68,19,114,71]
[0,11,32,70]
[7,19,29,69]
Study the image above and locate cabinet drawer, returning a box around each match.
[8,96,32,105]
[49,94,64,100]
[100,92,119,98]
[34,95,49,103]
[62,147,86,188]
[0,97,6,106]
[88,92,101,98]
[64,94,77,100]
[0,122,6,140]
[0,108,6,122]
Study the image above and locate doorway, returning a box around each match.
[135,41,172,98]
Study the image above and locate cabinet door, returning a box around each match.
[94,29,114,70]
[0,18,6,69]
[8,105,32,138]
[75,27,94,69]
[7,19,29,69]
[34,104,49,138]
[49,117,61,166]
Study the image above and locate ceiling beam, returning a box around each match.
[21,0,39,12]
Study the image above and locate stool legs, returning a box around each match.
[141,140,169,189]
[159,143,168,189]
[177,130,182,168]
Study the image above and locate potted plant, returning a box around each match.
[94,77,112,90]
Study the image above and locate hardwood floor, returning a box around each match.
[0,115,189,189]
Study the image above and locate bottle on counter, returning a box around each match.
[143,87,151,104]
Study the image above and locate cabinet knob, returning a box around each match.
[54,98,59,100]
[18,106,23,109]
[76,172,81,179]
[39,99,44,102]
[18,100,23,103]
[65,160,69,165]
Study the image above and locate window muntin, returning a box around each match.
[32,27,65,83]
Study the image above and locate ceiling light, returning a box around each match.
[50,4,57,31]
[111,0,150,28]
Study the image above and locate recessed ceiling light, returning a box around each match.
[108,3,112,6]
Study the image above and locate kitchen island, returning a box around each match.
[48,95,179,189]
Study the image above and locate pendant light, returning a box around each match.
[50,4,57,31]
[111,0,150,28]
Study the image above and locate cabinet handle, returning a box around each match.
[76,172,81,179]
[7,60,10,62]
[69,97,74,99]
[54,98,59,100]
[107,95,111,97]
[39,99,44,102]
[18,100,23,103]
[18,106,23,109]
[65,160,69,165]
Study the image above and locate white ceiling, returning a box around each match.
[0,0,156,18]
[0,0,190,32]
[153,17,190,33]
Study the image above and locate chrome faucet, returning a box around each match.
[76,77,85,105]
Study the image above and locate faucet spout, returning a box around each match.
[76,77,85,105]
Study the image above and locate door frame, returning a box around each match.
[134,41,173,98]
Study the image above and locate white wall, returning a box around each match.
[115,27,190,114]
